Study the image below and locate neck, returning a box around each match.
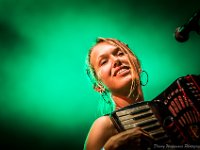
[112,86,144,110]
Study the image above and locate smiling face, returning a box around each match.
[90,40,140,97]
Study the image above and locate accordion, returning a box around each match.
[110,75,200,145]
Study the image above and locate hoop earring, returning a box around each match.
[140,70,148,86]
[101,91,111,104]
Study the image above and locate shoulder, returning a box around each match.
[92,115,112,130]
[85,115,117,150]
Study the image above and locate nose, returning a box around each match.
[113,58,122,68]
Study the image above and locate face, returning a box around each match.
[90,41,140,96]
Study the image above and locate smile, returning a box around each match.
[117,68,129,75]
[114,66,130,76]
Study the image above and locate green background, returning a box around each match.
[0,0,199,149]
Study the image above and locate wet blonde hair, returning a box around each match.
[86,37,141,116]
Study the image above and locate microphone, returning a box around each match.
[174,10,200,42]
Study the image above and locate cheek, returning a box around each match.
[97,65,110,82]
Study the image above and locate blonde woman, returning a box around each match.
[85,38,153,150]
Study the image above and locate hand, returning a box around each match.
[104,127,154,150]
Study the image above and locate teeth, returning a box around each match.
[117,68,127,75]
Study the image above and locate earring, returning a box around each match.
[140,70,148,86]
[94,84,105,93]
[101,91,111,104]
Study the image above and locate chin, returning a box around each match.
[122,75,133,85]
[112,79,133,92]
[109,74,134,91]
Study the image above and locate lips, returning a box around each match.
[113,66,130,76]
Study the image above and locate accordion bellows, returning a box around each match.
[110,75,200,144]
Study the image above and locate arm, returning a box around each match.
[84,116,154,150]
[84,115,117,150]
[104,127,154,150]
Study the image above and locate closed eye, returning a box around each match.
[99,59,108,66]
[117,51,124,56]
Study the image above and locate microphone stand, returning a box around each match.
[175,9,200,42]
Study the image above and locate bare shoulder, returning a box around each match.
[85,115,117,150]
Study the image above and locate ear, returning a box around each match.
[93,84,105,93]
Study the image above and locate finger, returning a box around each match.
[129,127,155,141]
[136,127,155,139]
[127,127,151,136]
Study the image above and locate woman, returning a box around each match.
[84,38,154,150]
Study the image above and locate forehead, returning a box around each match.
[90,41,117,64]
[91,42,116,57]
